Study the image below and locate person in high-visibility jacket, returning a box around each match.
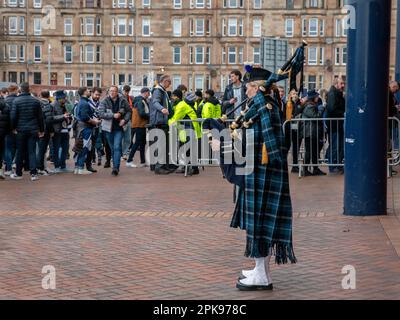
[168,93,202,175]
[200,89,222,119]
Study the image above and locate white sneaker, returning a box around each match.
[4,171,12,176]
[31,174,39,181]
[53,168,62,174]
[126,162,136,168]
[137,163,147,168]
[74,168,79,175]
[10,173,23,180]
[77,169,93,175]
[37,170,49,176]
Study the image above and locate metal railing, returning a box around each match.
[168,117,400,178]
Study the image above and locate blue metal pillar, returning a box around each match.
[344,0,392,216]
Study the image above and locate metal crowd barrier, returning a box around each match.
[168,117,400,178]
[282,117,400,177]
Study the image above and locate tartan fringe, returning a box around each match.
[244,238,297,265]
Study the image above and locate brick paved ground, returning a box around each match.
[0,163,399,300]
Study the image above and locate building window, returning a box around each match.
[8,17,18,35]
[64,44,72,63]
[142,17,151,36]
[194,74,204,91]
[172,74,182,90]
[285,18,293,37]
[319,19,325,36]
[128,46,133,64]
[319,75,324,89]
[85,17,94,35]
[174,0,182,9]
[65,73,72,86]
[173,19,182,37]
[19,16,25,34]
[342,47,347,65]
[308,47,317,65]
[195,18,204,36]
[33,0,41,8]
[335,18,342,37]
[20,72,25,83]
[173,47,181,64]
[118,18,127,36]
[335,47,340,65]
[302,18,307,36]
[33,72,41,84]
[195,47,204,64]
[228,18,237,36]
[195,0,205,8]
[64,18,73,35]
[8,45,17,62]
[223,0,244,8]
[319,47,324,65]
[86,45,94,63]
[142,46,150,64]
[142,0,151,8]
[228,46,236,64]
[117,45,126,64]
[142,74,148,86]
[309,0,319,8]
[286,0,294,9]
[253,46,260,64]
[8,72,17,83]
[96,45,101,63]
[308,75,316,90]
[308,18,318,37]
[222,47,226,64]
[33,18,41,35]
[253,18,261,37]
[96,16,102,35]
[206,47,211,64]
[19,45,25,62]
[34,45,41,63]
[253,0,261,9]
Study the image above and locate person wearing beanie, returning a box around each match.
[194,90,204,115]
[171,89,183,113]
[199,89,222,119]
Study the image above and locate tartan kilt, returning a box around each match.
[231,120,297,264]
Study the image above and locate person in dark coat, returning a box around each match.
[301,90,326,176]
[222,70,247,119]
[0,97,10,179]
[126,87,150,168]
[3,85,18,175]
[9,82,45,181]
[149,75,175,175]
[233,68,296,291]
[36,90,54,175]
[326,77,346,174]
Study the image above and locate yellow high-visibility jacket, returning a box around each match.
[168,100,202,142]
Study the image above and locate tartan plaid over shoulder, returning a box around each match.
[231,92,297,264]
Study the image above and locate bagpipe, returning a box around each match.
[203,41,307,186]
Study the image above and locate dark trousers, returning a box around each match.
[53,132,70,169]
[37,133,51,171]
[151,126,171,171]
[16,131,38,176]
[101,131,111,164]
[285,127,300,165]
[326,129,344,172]
[128,128,146,163]
[0,134,5,169]
[305,136,322,169]
[85,127,97,169]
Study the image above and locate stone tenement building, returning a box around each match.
[0,0,398,93]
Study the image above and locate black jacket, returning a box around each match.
[39,98,54,134]
[10,93,44,133]
[326,86,346,118]
[0,98,10,136]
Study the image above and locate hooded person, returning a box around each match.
[200,89,222,119]
[230,67,296,291]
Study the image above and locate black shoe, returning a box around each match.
[313,168,327,176]
[111,169,119,176]
[304,169,313,176]
[155,168,171,175]
[104,161,111,168]
[87,167,97,173]
[190,168,200,175]
[97,159,102,166]
[236,280,273,291]
[291,167,299,173]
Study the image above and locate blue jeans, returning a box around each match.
[75,128,93,169]
[327,130,344,172]
[122,124,132,155]
[106,130,123,170]
[4,133,17,172]
[53,132,70,169]
[36,133,50,171]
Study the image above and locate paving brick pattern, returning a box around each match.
[0,165,399,300]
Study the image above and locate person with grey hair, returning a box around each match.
[149,75,176,175]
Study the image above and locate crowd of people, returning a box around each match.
[0,70,352,182]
